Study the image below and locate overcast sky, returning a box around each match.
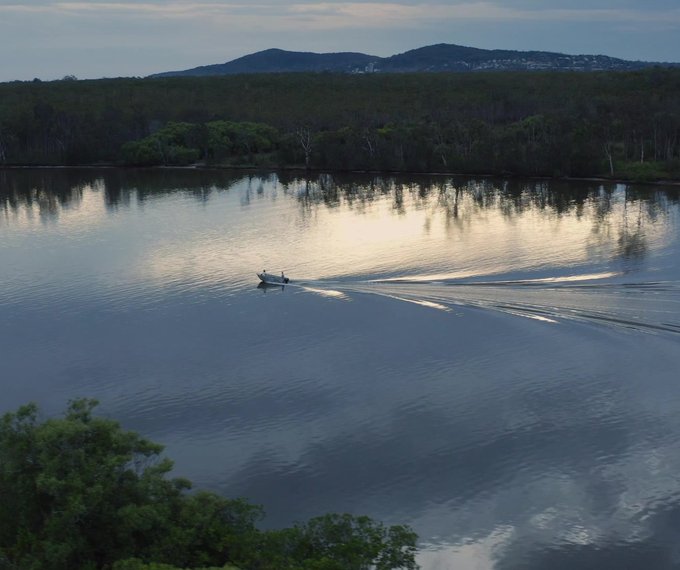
[1,0,679,82]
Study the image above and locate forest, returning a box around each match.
[0,400,418,570]
[1,69,679,180]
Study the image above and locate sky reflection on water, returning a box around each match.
[1,169,680,570]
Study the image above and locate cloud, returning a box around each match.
[2,1,680,29]
[288,2,680,29]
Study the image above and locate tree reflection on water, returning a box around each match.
[1,169,676,274]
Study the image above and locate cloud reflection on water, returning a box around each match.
[2,169,680,570]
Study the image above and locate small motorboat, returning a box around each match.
[257,270,290,284]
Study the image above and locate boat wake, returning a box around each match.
[299,274,680,336]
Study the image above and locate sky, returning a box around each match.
[1,0,680,82]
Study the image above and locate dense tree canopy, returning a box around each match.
[1,70,679,179]
[0,400,418,570]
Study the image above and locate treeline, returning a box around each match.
[0,399,418,570]
[1,70,680,179]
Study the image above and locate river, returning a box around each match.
[1,168,680,569]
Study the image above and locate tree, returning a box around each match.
[113,560,238,570]
[206,121,233,162]
[295,126,314,169]
[248,514,418,570]
[0,400,171,569]
[121,122,201,166]
[0,126,7,163]
[1,69,680,177]
[0,400,255,570]
[0,401,419,570]
[294,514,418,570]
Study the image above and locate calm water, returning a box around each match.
[2,168,680,569]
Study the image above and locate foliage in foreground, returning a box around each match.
[0,400,418,570]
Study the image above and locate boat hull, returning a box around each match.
[257,272,290,284]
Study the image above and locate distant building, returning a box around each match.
[351,62,379,74]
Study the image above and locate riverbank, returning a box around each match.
[3,162,680,188]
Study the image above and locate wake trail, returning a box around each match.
[308,276,680,336]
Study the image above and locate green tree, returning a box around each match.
[0,400,419,570]
[247,514,418,570]
[0,400,256,569]
[122,122,200,166]
[204,121,278,162]
[113,560,238,570]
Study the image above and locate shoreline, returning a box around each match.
[2,163,680,188]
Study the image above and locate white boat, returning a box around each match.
[257,271,290,284]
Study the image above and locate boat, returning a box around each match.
[257,270,290,284]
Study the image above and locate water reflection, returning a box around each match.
[2,168,675,236]
[2,168,677,326]
[0,168,248,220]
[271,174,673,279]
[617,197,648,267]
[257,281,286,293]
[2,168,680,570]
[0,168,89,222]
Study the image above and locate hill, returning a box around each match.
[153,48,378,77]
[150,43,679,77]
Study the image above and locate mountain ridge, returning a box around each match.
[150,43,680,77]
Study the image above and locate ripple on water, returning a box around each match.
[2,172,680,570]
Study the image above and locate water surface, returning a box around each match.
[1,169,680,569]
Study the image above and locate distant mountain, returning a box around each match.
[378,44,657,72]
[152,48,378,77]
[150,43,679,77]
